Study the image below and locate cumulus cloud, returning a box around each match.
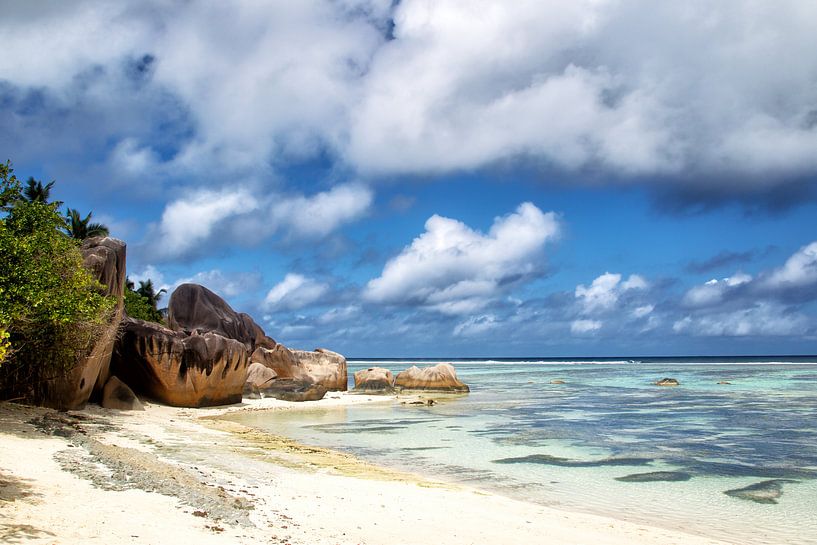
[761,241,817,289]
[682,273,752,308]
[571,319,602,334]
[2,1,817,197]
[575,273,647,314]
[364,202,559,314]
[264,273,329,311]
[672,303,809,337]
[149,182,372,260]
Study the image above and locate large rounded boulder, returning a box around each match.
[251,345,347,391]
[394,363,469,393]
[110,318,248,407]
[168,283,275,350]
[353,367,395,393]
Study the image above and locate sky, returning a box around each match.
[1,0,816,357]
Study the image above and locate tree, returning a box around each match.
[23,177,57,204]
[65,208,109,239]
[0,162,113,401]
[124,277,166,324]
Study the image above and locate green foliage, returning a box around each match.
[65,208,109,240]
[0,162,113,401]
[23,177,57,204]
[124,287,164,324]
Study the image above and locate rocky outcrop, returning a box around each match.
[394,363,469,392]
[656,378,680,386]
[168,283,275,350]
[254,378,327,402]
[724,479,798,504]
[353,367,395,393]
[101,375,144,411]
[244,362,277,398]
[41,237,127,410]
[110,318,248,407]
[251,345,347,392]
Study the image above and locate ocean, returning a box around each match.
[231,357,817,545]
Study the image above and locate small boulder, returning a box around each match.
[656,377,680,387]
[353,367,395,393]
[724,479,798,504]
[718,381,732,385]
[101,375,144,411]
[244,362,277,398]
[394,363,469,393]
[257,378,327,402]
[550,379,566,384]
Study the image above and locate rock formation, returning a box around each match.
[655,377,680,386]
[168,283,275,350]
[244,362,277,398]
[41,237,127,410]
[110,318,248,407]
[353,367,395,393]
[101,375,144,411]
[394,363,469,392]
[251,345,347,392]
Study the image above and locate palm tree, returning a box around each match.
[23,177,56,203]
[136,279,166,309]
[65,208,109,239]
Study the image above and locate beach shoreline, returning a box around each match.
[1,395,731,545]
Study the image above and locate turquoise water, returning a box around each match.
[231,359,817,545]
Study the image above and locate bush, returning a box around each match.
[124,288,164,324]
[0,162,113,401]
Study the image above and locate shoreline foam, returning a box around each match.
[1,395,731,545]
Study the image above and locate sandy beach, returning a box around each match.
[0,394,733,545]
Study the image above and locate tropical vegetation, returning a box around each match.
[124,278,166,324]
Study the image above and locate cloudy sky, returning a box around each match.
[2,0,816,356]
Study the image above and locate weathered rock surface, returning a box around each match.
[101,375,144,411]
[353,367,395,393]
[110,318,248,407]
[656,377,680,386]
[251,345,347,391]
[243,362,277,398]
[394,363,469,392]
[41,237,127,410]
[724,479,798,504]
[256,378,328,402]
[168,283,274,350]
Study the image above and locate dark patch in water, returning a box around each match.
[615,471,692,482]
[402,446,450,451]
[679,460,816,479]
[492,454,653,467]
[316,425,408,434]
[724,479,799,504]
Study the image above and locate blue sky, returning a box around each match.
[2,1,816,356]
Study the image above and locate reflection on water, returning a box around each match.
[229,361,817,545]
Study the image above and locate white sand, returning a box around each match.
[0,395,730,545]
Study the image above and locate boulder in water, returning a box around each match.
[655,377,680,386]
[394,363,469,392]
[353,367,395,393]
[724,479,798,504]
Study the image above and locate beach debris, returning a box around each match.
[493,454,653,467]
[655,378,680,386]
[724,479,799,504]
[403,399,435,406]
[353,367,395,394]
[101,376,144,411]
[394,363,469,393]
[717,381,732,385]
[615,471,692,482]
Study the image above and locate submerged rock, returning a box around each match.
[394,363,469,392]
[550,379,566,384]
[110,318,248,407]
[101,375,144,411]
[718,381,732,385]
[615,471,692,482]
[724,479,798,504]
[493,454,653,467]
[655,377,680,386]
[353,367,395,393]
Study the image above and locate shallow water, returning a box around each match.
[231,359,817,545]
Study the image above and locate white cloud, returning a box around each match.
[631,304,654,319]
[170,269,261,299]
[2,2,817,191]
[270,184,373,238]
[128,265,167,292]
[682,273,752,307]
[575,272,646,314]
[762,241,817,289]
[155,187,257,259]
[264,273,329,311]
[571,319,602,334]
[364,202,559,314]
[453,314,499,337]
[673,303,809,337]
